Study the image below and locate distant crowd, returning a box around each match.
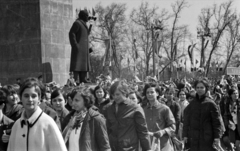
[0,73,240,151]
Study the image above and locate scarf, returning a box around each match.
[62,110,87,143]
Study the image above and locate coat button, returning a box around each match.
[22,134,25,137]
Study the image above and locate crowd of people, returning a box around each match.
[0,74,240,151]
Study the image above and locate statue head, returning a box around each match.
[78,9,89,22]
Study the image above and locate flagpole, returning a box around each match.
[185,60,187,77]
[176,62,179,79]
[109,36,112,79]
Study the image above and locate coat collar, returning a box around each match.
[2,115,13,124]
[112,98,129,106]
[147,100,161,109]
[20,107,43,126]
[196,94,207,102]
[0,114,13,125]
[79,19,88,31]
[3,104,22,116]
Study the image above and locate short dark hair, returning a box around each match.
[228,88,238,96]
[194,79,209,92]
[142,83,160,97]
[128,90,143,104]
[19,77,42,99]
[2,85,17,96]
[93,85,108,99]
[51,89,66,104]
[71,87,95,109]
[177,89,187,97]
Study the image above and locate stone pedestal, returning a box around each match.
[0,0,73,86]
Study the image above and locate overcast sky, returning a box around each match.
[73,0,240,36]
[72,0,240,65]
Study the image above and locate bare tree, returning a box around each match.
[163,0,189,77]
[129,2,161,76]
[94,3,127,78]
[222,15,240,73]
[203,1,236,76]
[198,8,213,67]
[129,0,188,78]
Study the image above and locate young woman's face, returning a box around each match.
[113,88,126,104]
[128,93,138,104]
[72,92,85,111]
[146,87,158,102]
[52,94,65,111]
[231,90,239,101]
[179,91,186,101]
[165,91,174,101]
[95,88,104,99]
[21,87,40,112]
[7,93,18,105]
[196,82,206,96]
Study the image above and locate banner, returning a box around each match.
[227,67,240,75]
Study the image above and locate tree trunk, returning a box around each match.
[223,46,236,74]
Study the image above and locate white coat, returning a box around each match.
[7,107,67,151]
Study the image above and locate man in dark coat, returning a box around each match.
[69,10,91,84]
[106,80,151,151]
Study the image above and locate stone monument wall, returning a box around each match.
[0,0,73,86]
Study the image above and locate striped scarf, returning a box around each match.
[62,110,87,143]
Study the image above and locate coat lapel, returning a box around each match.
[79,20,88,31]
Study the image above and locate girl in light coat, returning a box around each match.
[7,77,67,151]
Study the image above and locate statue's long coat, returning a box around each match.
[69,19,91,72]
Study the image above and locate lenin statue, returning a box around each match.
[69,10,91,84]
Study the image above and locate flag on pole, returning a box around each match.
[188,45,192,64]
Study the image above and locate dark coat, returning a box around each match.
[166,100,181,134]
[95,98,112,118]
[183,94,222,151]
[3,104,23,121]
[0,115,14,151]
[39,102,61,130]
[106,99,151,151]
[62,107,111,151]
[69,19,91,72]
[221,97,240,142]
